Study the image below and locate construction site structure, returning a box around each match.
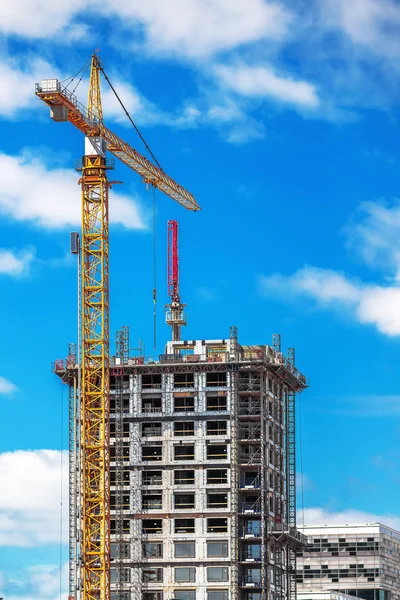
[297,523,400,600]
[55,329,307,600]
[36,52,199,600]
[165,220,186,341]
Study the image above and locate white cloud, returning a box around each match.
[0,248,34,276]
[224,117,266,145]
[344,199,400,278]
[297,473,315,492]
[0,377,18,394]
[261,267,360,304]
[102,79,202,129]
[0,562,68,600]
[101,80,164,127]
[324,0,400,59]
[0,55,56,118]
[0,0,291,58]
[260,197,400,337]
[260,266,400,336]
[2,0,400,132]
[0,449,67,546]
[0,150,145,229]
[0,0,85,39]
[300,507,400,530]
[215,64,320,109]
[102,0,291,59]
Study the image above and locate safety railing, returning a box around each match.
[240,502,262,513]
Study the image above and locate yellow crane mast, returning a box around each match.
[36,53,199,600]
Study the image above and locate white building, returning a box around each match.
[296,523,400,600]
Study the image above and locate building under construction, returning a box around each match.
[56,330,307,600]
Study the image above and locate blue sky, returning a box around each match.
[2,0,400,597]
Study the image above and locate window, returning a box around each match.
[174,591,195,600]
[207,591,229,600]
[207,469,228,485]
[207,421,227,436]
[110,421,130,435]
[143,470,162,486]
[143,594,162,600]
[112,593,131,600]
[244,568,261,585]
[175,518,195,533]
[111,542,130,559]
[174,470,195,485]
[111,519,129,533]
[142,445,162,461]
[243,520,260,536]
[110,493,129,510]
[174,422,195,436]
[207,493,228,508]
[206,373,227,387]
[207,445,227,460]
[110,444,129,460]
[141,397,162,413]
[142,422,162,437]
[242,544,261,561]
[142,494,162,510]
[244,594,261,600]
[207,541,228,558]
[175,567,196,583]
[143,542,163,558]
[243,473,260,488]
[143,568,163,583]
[110,469,129,484]
[143,519,162,534]
[142,374,162,388]
[206,396,227,411]
[110,395,129,414]
[174,397,195,412]
[175,493,195,509]
[174,445,195,460]
[207,568,229,582]
[111,568,130,583]
[207,518,228,533]
[175,542,195,558]
[241,494,260,512]
[174,373,194,387]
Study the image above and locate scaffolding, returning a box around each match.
[112,363,126,600]
[67,342,78,600]
[229,325,239,600]
[286,348,297,600]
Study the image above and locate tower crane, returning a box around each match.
[165,220,186,341]
[35,52,199,600]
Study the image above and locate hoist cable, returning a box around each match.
[59,380,65,600]
[153,187,157,351]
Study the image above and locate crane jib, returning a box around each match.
[35,79,200,211]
